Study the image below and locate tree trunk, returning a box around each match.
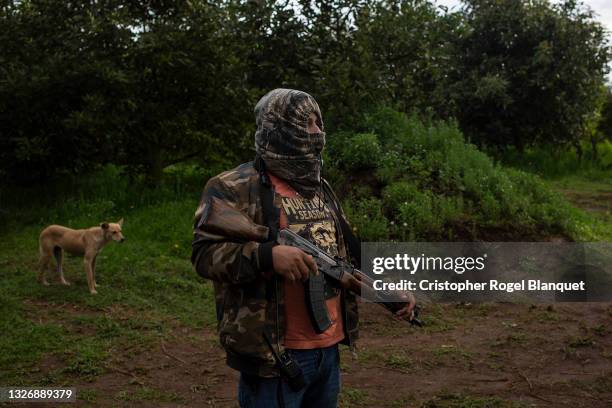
[574,141,583,163]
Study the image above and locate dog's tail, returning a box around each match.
[38,228,58,258]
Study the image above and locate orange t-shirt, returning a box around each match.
[268,173,345,349]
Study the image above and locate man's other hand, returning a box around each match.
[272,245,318,282]
[394,291,417,321]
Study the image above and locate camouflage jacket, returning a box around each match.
[191,161,359,377]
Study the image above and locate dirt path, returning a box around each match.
[555,180,612,220]
[12,301,612,408]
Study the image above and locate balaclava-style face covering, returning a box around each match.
[254,88,325,199]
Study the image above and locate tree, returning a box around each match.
[0,0,252,185]
[71,1,252,184]
[447,0,610,151]
[0,0,133,183]
[595,86,612,160]
[352,0,460,118]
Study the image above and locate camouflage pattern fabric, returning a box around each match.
[254,88,325,199]
[191,162,359,377]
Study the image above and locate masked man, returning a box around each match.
[192,89,415,408]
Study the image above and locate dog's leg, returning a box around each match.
[92,255,100,288]
[55,247,70,286]
[38,252,51,286]
[84,253,97,295]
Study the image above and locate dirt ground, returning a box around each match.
[9,301,612,408]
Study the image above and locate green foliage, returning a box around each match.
[0,0,251,184]
[343,198,389,241]
[331,108,606,241]
[0,163,221,228]
[596,87,612,145]
[3,0,608,185]
[600,140,612,168]
[500,142,612,180]
[449,0,611,151]
[338,133,382,170]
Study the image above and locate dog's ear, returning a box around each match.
[100,222,109,230]
[117,218,124,227]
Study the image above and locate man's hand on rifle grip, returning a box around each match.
[394,291,417,322]
[272,245,319,282]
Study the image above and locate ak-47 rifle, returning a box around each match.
[200,197,422,331]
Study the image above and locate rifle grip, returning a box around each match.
[304,274,332,334]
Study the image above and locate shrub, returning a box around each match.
[382,181,422,211]
[338,133,382,170]
[599,140,612,169]
[343,198,389,241]
[375,151,406,185]
[382,181,465,239]
[396,193,438,240]
[331,107,587,241]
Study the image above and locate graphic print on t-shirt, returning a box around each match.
[280,195,339,257]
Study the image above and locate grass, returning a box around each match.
[498,141,612,181]
[431,345,474,364]
[499,143,612,240]
[339,386,370,407]
[115,386,183,403]
[567,335,595,348]
[421,393,527,408]
[0,168,216,385]
[385,353,413,370]
[548,175,612,241]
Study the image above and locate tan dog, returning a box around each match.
[38,219,125,294]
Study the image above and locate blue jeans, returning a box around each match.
[238,344,340,408]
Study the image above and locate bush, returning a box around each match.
[499,142,612,180]
[598,140,612,169]
[338,133,382,171]
[330,107,587,241]
[343,198,389,241]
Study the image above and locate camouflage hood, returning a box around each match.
[254,88,325,198]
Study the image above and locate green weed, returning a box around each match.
[339,387,369,407]
[568,335,594,348]
[115,386,182,403]
[421,393,525,408]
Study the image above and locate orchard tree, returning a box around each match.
[352,0,461,118]
[73,1,252,185]
[0,0,133,183]
[447,0,610,151]
[595,86,612,160]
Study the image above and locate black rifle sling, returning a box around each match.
[255,159,309,396]
[255,158,279,239]
[256,159,332,334]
